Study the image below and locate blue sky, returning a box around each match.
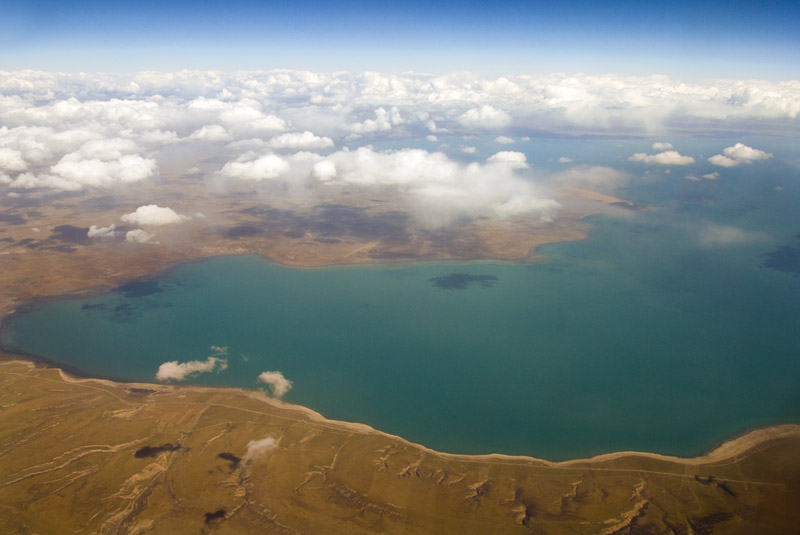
[2,0,799,79]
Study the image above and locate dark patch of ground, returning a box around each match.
[15,238,38,248]
[134,443,181,458]
[127,388,156,396]
[50,225,90,244]
[228,204,409,242]
[218,452,241,470]
[204,509,226,524]
[429,273,498,290]
[0,213,26,225]
[41,244,76,253]
[224,225,265,239]
[308,204,408,241]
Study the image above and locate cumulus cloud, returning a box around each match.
[252,146,559,227]
[347,107,394,133]
[242,436,278,465]
[258,371,293,398]
[628,150,695,165]
[652,142,673,150]
[703,172,720,180]
[486,151,529,168]
[220,153,289,181]
[120,205,188,226]
[458,105,510,129]
[495,135,514,144]
[707,155,738,167]
[0,147,27,171]
[709,143,773,167]
[10,153,157,191]
[189,124,231,141]
[268,131,333,150]
[125,229,156,243]
[88,224,117,238]
[156,355,228,381]
[558,156,573,163]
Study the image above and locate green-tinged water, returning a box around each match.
[3,139,800,460]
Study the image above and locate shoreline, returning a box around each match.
[3,355,798,467]
[2,250,799,465]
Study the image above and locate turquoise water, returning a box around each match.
[3,141,800,460]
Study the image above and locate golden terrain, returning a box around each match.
[1,183,798,533]
[2,360,799,534]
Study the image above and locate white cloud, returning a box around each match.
[0,147,27,171]
[458,105,510,129]
[258,371,293,398]
[121,205,188,226]
[461,146,477,154]
[312,159,337,181]
[303,147,558,227]
[88,224,117,238]
[723,142,773,162]
[425,134,438,142]
[189,124,231,141]
[242,436,278,465]
[347,107,393,133]
[486,151,529,169]
[219,104,287,131]
[495,135,515,144]
[268,131,333,150]
[156,356,228,381]
[702,172,720,180]
[2,72,799,155]
[10,152,157,191]
[628,150,695,165]
[220,153,290,181]
[708,154,738,167]
[709,143,773,167]
[125,229,156,243]
[652,142,673,150]
[558,156,573,163]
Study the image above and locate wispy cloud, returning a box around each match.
[242,436,278,466]
[155,346,230,381]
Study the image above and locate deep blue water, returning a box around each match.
[3,139,799,460]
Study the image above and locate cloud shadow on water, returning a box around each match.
[429,273,498,290]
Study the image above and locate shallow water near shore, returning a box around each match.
[3,141,800,461]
